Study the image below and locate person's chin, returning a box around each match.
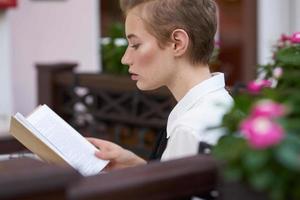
[136,81,160,91]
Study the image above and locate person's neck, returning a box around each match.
[167,61,211,102]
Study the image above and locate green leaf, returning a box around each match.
[242,150,270,172]
[212,135,247,161]
[108,22,125,38]
[223,167,242,182]
[275,134,300,171]
[269,177,287,200]
[291,182,300,200]
[248,170,274,191]
[276,45,300,67]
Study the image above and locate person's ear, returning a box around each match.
[170,29,189,57]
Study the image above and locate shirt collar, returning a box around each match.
[166,72,226,138]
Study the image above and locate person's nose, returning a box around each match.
[121,48,132,66]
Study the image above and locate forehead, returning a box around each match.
[125,10,151,39]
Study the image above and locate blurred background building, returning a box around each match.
[0,0,300,136]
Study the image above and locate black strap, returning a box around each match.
[149,128,168,160]
[198,142,217,200]
[198,141,213,154]
[150,131,213,160]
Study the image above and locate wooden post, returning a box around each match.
[36,63,77,108]
[216,0,257,85]
[241,0,257,82]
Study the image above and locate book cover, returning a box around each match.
[9,105,109,176]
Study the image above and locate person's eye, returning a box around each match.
[129,44,140,49]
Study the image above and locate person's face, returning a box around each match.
[121,10,176,91]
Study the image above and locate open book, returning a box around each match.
[9,104,109,176]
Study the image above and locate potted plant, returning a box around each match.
[213,32,300,200]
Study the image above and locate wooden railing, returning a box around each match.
[36,63,176,158]
[0,158,80,200]
[0,155,218,200]
[0,155,269,200]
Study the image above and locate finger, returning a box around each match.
[87,138,111,150]
[95,149,118,160]
[86,137,102,143]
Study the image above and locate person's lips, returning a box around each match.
[129,72,139,80]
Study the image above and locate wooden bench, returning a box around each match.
[0,158,80,200]
[67,155,218,200]
[0,154,267,200]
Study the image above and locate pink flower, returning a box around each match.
[247,79,272,94]
[240,116,284,149]
[252,100,286,118]
[290,32,300,44]
[280,34,291,42]
[273,67,283,79]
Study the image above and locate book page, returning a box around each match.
[14,113,65,160]
[27,105,109,176]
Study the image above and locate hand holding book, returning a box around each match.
[9,105,109,176]
[87,138,146,171]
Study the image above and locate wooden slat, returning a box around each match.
[68,155,218,200]
[0,158,80,200]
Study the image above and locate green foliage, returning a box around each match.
[101,22,128,75]
[213,34,300,200]
[276,45,300,67]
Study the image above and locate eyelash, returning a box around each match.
[129,44,140,49]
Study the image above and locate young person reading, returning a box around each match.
[88,0,233,171]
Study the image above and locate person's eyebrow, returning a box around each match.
[127,34,138,40]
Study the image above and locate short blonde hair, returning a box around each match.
[120,0,217,64]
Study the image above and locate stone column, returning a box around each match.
[0,11,12,136]
[257,0,298,65]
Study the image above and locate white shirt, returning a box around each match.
[161,73,233,161]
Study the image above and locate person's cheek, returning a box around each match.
[138,44,157,68]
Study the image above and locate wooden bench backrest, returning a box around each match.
[68,155,217,200]
[0,158,80,200]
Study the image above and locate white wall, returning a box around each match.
[0,11,12,136]
[290,0,300,33]
[258,0,300,65]
[8,0,100,116]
